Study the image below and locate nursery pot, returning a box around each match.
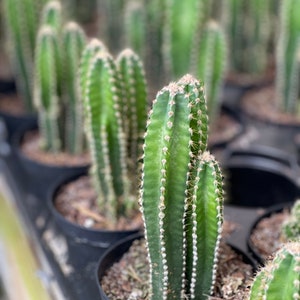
[223,146,299,207]
[48,171,141,250]
[96,233,257,300]
[12,121,89,200]
[247,202,293,265]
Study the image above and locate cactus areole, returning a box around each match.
[140,74,223,300]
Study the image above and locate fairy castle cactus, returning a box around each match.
[80,45,130,222]
[3,0,47,112]
[226,0,270,75]
[62,22,86,154]
[281,200,300,241]
[249,242,300,300]
[276,0,300,113]
[195,21,227,123]
[116,48,148,186]
[140,74,223,299]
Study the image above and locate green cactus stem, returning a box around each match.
[276,0,300,113]
[40,0,62,32]
[62,22,86,154]
[81,49,129,222]
[281,199,300,241]
[3,0,45,112]
[33,25,61,152]
[141,74,223,299]
[195,20,226,123]
[116,48,148,188]
[249,242,300,300]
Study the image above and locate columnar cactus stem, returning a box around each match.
[195,21,227,123]
[276,0,300,113]
[34,26,61,152]
[62,22,86,154]
[140,74,223,299]
[116,48,148,187]
[3,0,44,112]
[249,242,300,300]
[81,50,129,222]
[281,199,300,241]
[41,0,62,32]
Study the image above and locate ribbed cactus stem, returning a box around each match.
[62,22,86,154]
[195,20,226,123]
[276,0,300,114]
[3,0,42,112]
[249,242,300,300]
[116,48,148,185]
[34,26,61,152]
[141,74,222,300]
[41,1,62,32]
[282,199,300,241]
[82,50,128,221]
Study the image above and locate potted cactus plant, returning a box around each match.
[97,74,255,299]
[12,1,90,207]
[48,38,148,248]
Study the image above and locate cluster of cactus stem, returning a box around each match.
[225,0,271,75]
[34,1,87,154]
[3,0,47,112]
[249,241,300,300]
[80,38,148,222]
[140,74,224,299]
[276,0,300,114]
[281,199,300,241]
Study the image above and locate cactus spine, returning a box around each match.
[195,21,227,123]
[281,199,300,241]
[116,49,148,187]
[249,242,300,300]
[140,74,223,299]
[276,0,300,114]
[62,22,86,154]
[81,48,129,222]
[3,0,44,112]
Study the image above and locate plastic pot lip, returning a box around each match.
[246,201,294,264]
[11,118,90,171]
[47,170,142,238]
[96,234,257,300]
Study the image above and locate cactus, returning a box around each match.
[33,25,61,152]
[276,0,300,113]
[80,48,130,222]
[281,199,300,241]
[34,1,87,154]
[140,74,223,299]
[195,20,227,123]
[249,242,300,300]
[116,48,148,188]
[226,0,271,75]
[3,0,46,112]
[62,22,86,154]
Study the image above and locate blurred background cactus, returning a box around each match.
[141,74,223,299]
[80,39,148,224]
[275,0,300,114]
[225,0,271,77]
[34,1,87,153]
[249,242,300,300]
[2,0,49,112]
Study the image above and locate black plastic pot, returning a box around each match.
[48,171,141,250]
[96,233,257,300]
[247,202,293,264]
[12,121,89,200]
[0,80,36,143]
[223,145,300,207]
